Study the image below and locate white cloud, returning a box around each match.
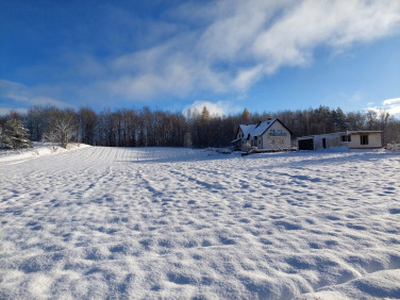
[4,1,399,107]
[383,97,400,106]
[0,79,71,110]
[382,97,400,116]
[98,0,400,101]
[367,97,400,117]
[183,100,242,117]
[103,46,229,100]
[252,0,400,72]
[233,66,264,91]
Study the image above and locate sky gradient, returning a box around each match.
[1,0,400,117]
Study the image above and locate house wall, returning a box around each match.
[348,133,382,148]
[235,129,251,150]
[261,121,291,150]
[236,129,243,147]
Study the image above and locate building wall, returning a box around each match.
[261,121,291,150]
[297,132,383,150]
[313,133,342,149]
[235,129,251,150]
[348,133,382,148]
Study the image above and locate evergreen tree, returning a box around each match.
[2,119,32,149]
[333,107,347,131]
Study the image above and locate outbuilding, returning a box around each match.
[297,131,382,150]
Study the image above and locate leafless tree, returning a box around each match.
[46,108,77,148]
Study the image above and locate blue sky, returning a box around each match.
[1,0,400,117]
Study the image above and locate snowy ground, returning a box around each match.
[1,146,399,299]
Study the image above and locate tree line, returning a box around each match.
[1,105,399,149]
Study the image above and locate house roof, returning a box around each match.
[238,118,292,138]
[239,124,257,138]
[252,119,276,137]
[346,131,382,134]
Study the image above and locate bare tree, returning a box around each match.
[46,109,77,148]
[366,110,378,130]
[78,107,97,145]
[16,104,400,150]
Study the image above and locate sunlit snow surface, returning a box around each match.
[1,145,399,299]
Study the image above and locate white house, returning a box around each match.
[232,118,292,151]
[297,131,382,150]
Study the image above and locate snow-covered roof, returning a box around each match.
[239,119,277,138]
[346,131,382,134]
[239,124,257,137]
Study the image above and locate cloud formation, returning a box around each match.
[183,100,242,117]
[2,0,400,114]
[98,0,400,101]
[0,79,71,113]
[368,97,400,117]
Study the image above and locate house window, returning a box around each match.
[360,135,368,145]
[270,129,286,136]
[341,135,351,142]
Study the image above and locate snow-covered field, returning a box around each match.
[1,145,399,299]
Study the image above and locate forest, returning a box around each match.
[1,105,399,149]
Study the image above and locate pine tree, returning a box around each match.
[2,119,32,149]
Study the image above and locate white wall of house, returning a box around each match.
[348,133,382,149]
[261,121,291,150]
[236,129,251,149]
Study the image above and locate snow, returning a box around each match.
[239,119,275,138]
[0,142,90,165]
[1,146,399,299]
